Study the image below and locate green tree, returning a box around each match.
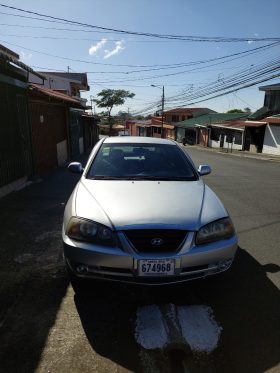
[94,89,135,135]
[226,109,245,113]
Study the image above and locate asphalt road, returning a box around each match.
[0,147,279,373]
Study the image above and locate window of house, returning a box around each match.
[171,115,179,122]
[234,131,242,145]
[210,128,220,141]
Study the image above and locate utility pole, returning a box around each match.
[67,66,70,73]
[90,95,94,114]
[151,84,165,138]
[161,86,165,139]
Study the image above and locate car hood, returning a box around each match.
[75,178,228,231]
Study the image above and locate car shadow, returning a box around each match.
[75,247,280,373]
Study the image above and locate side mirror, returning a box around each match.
[198,164,211,176]
[68,162,84,174]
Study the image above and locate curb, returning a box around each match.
[181,144,280,163]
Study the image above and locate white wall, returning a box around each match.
[29,73,71,95]
[224,137,243,150]
[208,139,220,148]
[209,135,243,150]
[262,124,280,155]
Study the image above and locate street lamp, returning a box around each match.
[151,84,165,138]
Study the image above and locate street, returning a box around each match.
[0,147,280,373]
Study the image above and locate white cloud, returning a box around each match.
[88,38,107,56]
[104,40,125,59]
[20,51,32,60]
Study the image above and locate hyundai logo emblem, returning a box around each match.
[150,238,164,246]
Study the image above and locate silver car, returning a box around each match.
[62,137,237,286]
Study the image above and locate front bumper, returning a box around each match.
[63,231,238,285]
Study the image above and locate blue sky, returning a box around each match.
[1,0,280,115]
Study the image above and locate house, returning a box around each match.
[126,119,152,137]
[126,117,175,139]
[209,120,266,152]
[175,112,248,146]
[0,44,45,197]
[164,107,215,123]
[259,83,280,114]
[261,115,280,155]
[29,71,93,159]
[28,84,86,174]
[29,71,89,109]
[256,83,280,155]
[29,72,98,159]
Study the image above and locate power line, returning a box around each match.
[3,34,277,74]
[1,3,280,42]
[132,59,280,114]
[3,38,278,74]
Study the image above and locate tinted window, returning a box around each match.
[87,143,197,181]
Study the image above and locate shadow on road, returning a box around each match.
[75,248,280,373]
[0,166,80,373]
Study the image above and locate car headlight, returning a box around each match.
[66,217,117,246]
[196,217,235,245]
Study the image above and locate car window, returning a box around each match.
[87,143,197,180]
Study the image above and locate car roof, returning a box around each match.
[103,136,176,145]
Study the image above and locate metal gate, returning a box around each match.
[0,81,32,187]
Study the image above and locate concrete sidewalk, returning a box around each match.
[182,143,280,163]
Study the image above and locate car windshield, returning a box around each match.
[87,143,197,181]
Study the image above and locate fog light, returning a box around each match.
[76,265,89,274]
[218,259,232,271]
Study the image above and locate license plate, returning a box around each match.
[138,259,175,276]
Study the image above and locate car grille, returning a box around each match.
[123,229,187,253]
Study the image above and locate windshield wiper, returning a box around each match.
[88,176,125,180]
[126,176,194,181]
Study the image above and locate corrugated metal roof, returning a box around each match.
[245,121,267,127]
[29,84,83,106]
[248,106,270,120]
[259,83,280,91]
[174,112,248,128]
[211,120,266,130]
[0,50,45,80]
[164,107,212,114]
[0,44,19,59]
[126,119,151,126]
[261,115,280,124]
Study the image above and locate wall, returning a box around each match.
[29,73,71,95]
[223,137,243,151]
[262,124,280,155]
[209,137,243,150]
[29,102,67,174]
[208,139,220,148]
[0,76,32,191]
[176,127,185,142]
[165,112,192,123]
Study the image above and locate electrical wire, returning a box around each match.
[1,4,280,42]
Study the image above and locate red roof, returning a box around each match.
[29,84,83,106]
[164,108,209,114]
[261,116,280,124]
[211,120,266,130]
